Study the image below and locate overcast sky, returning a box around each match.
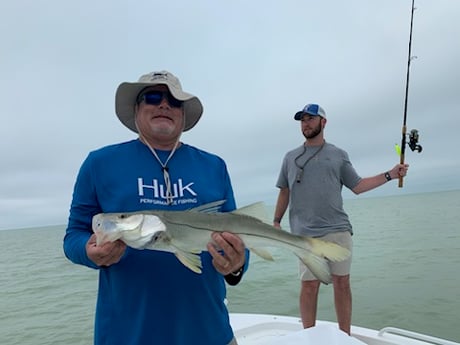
[1,0,459,230]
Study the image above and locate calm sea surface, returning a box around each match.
[1,190,459,344]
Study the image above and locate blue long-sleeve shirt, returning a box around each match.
[64,139,244,345]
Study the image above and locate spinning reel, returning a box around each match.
[407,129,422,153]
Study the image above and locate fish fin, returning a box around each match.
[232,202,271,224]
[188,200,226,213]
[306,237,350,262]
[249,247,275,261]
[296,253,332,285]
[174,250,203,274]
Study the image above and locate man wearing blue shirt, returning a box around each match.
[64,70,247,345]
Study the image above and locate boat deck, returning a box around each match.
[230,313,459,345]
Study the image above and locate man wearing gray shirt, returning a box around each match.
[273,103,408,335]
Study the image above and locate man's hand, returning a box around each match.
[390,163,409,179]
[207,232,246,275]
[86,234,126,267]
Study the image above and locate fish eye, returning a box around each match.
[152,233,161,241]
[119,214,127,219]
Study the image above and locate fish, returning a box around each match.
[92,201,350,284]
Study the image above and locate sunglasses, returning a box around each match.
[137,91,183,108]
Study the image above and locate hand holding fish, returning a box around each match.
[86,234,126,266]
[207,232,246,275]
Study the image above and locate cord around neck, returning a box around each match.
[138,133,181,205]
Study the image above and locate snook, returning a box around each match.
[92,201,350,284]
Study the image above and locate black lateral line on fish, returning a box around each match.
[158,217,316,251]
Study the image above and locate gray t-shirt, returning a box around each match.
[276,142,361,237]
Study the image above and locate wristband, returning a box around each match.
[273,217,282,223]
[384,171,392,181]
[230,266,244,277]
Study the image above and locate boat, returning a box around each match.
[230,313,459,345]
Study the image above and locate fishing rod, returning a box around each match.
[398,0,422,188]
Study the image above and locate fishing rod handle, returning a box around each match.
[398,125,407,188]
[398,153,405,188]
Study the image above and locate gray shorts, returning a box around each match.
[299,231,353,281]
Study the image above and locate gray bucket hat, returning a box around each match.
[115,70,203,132]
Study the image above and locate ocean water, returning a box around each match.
[0,190,459,344]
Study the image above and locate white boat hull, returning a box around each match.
[230,313,459,345]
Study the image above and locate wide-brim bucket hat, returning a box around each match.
[115,70,203,132]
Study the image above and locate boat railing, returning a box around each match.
[378,327,458,345]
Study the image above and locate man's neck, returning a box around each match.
[305,137,325,147]
[139,135,181,151]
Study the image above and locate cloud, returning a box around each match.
[1,0,459,230]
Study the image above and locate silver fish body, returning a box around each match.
[92,201,350,284]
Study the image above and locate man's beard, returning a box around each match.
[303,122,322,139]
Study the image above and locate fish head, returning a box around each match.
[144,229,172,251]
[127,215,167,248]
[92,212,145,246]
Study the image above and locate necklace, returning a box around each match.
[294,142,325,183]
[139,135,179,205]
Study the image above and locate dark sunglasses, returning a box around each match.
[137,91,183,108]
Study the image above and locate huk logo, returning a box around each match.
[137,177,197,205]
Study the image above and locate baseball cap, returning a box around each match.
[294,104,326,120]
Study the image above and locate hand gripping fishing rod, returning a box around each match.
[399,0,422,188]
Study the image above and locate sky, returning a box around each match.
[1,0,459,230]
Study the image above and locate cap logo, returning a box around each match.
[306,104,318,114]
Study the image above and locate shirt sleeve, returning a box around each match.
[340,151,362,190]
[63,153,100,269]
[276,155,289,189]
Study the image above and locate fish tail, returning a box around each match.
[291,236,350,284]
[296,253,332,284]
[306,237,351,262]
